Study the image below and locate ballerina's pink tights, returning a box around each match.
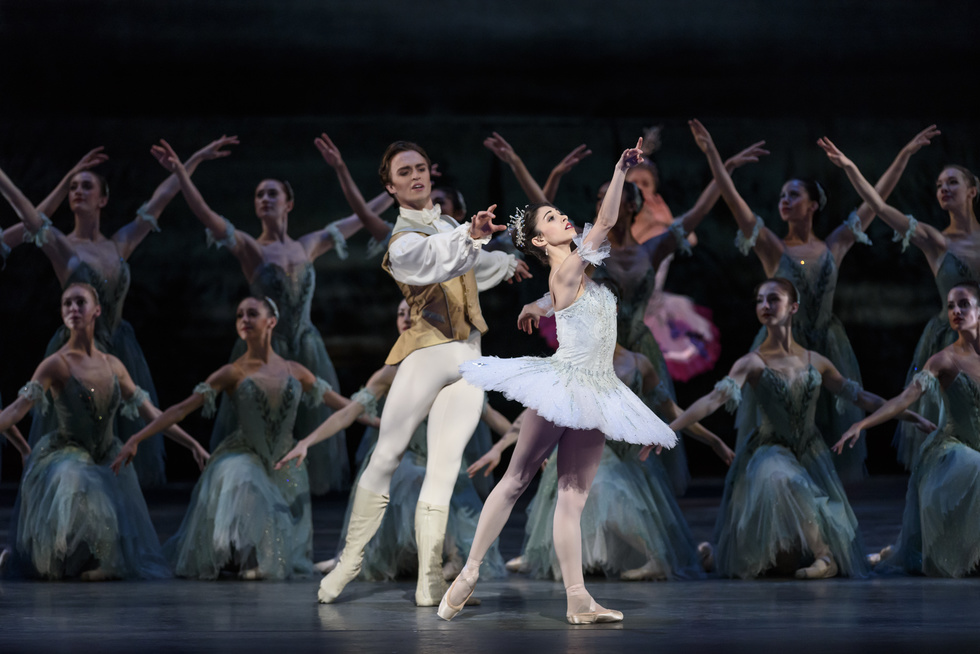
[450,409,606,613]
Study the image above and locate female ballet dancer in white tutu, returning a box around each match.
[438,139,677,624]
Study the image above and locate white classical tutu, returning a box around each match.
[461,351,675,446]
[460,232,676,449]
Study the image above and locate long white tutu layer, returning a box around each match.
[460,356,677,448]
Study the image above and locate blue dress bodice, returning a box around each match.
[773,250,837,347]
[249,262,316,350]
[220,376,303,466]
[750,365,823,454]
[48,375,122,463]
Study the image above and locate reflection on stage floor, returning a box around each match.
[1,478,978,653]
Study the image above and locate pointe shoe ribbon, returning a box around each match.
[437,575,475,621]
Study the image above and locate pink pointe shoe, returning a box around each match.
[437,575,476,621]
[566,599,624,625]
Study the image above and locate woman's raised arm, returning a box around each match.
[551,140,644,309]
[483,132,549,205]
[314,133,393,243]
[151,139,263,274]
[818,136,947,265]
[113,135,239,259]
[0,163,75,270]
[825,125,940,261]
[35,147,109,219]
[542,144,592,203]
[689,119,783,272]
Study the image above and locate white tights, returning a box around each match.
[450,409,606,612]
[358,332,485,507]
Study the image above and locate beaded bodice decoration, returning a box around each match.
[553,281,618,374]
[753,365,822,452]
[249,263,315,345]
[227,377,302,464]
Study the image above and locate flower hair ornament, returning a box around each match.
[508,206,527,248]
[263,296,280,320]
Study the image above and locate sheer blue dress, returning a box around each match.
[8,374,169,579]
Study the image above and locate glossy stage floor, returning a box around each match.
[1,477,978,653]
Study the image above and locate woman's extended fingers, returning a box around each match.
[76,146,109,171]
[563,144,592,166]
[208,135,239,157]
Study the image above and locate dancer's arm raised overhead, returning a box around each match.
[640,128,769,268]
[110,136,240,259]
[151,139,266,279]
[819,135,948,266]
[0,162,75,264]
[542,144,592,203]
[823,125,940,262]
[483,131,549,205]
[688,119,786,272]
[550,139,644,310]
[662,138,770,247]
[34,146,109,219]
[313,133,397,244]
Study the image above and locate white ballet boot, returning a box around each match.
[318,486,388,603]
[414,501,450,606]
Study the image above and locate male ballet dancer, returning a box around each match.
[316,136,529,605]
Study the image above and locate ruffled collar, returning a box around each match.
[398,204,443,227]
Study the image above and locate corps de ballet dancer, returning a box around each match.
[0,283,208,580]
[658,278,934,580]
[689,119,939,482]
[112,296,369,580]
[149,138,392,495]
[816,134,980,470]
[0,138,234,487]
[833,282,980,576]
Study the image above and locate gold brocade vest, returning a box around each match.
[382,230,488,365]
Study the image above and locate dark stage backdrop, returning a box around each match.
[1,1,977,481]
